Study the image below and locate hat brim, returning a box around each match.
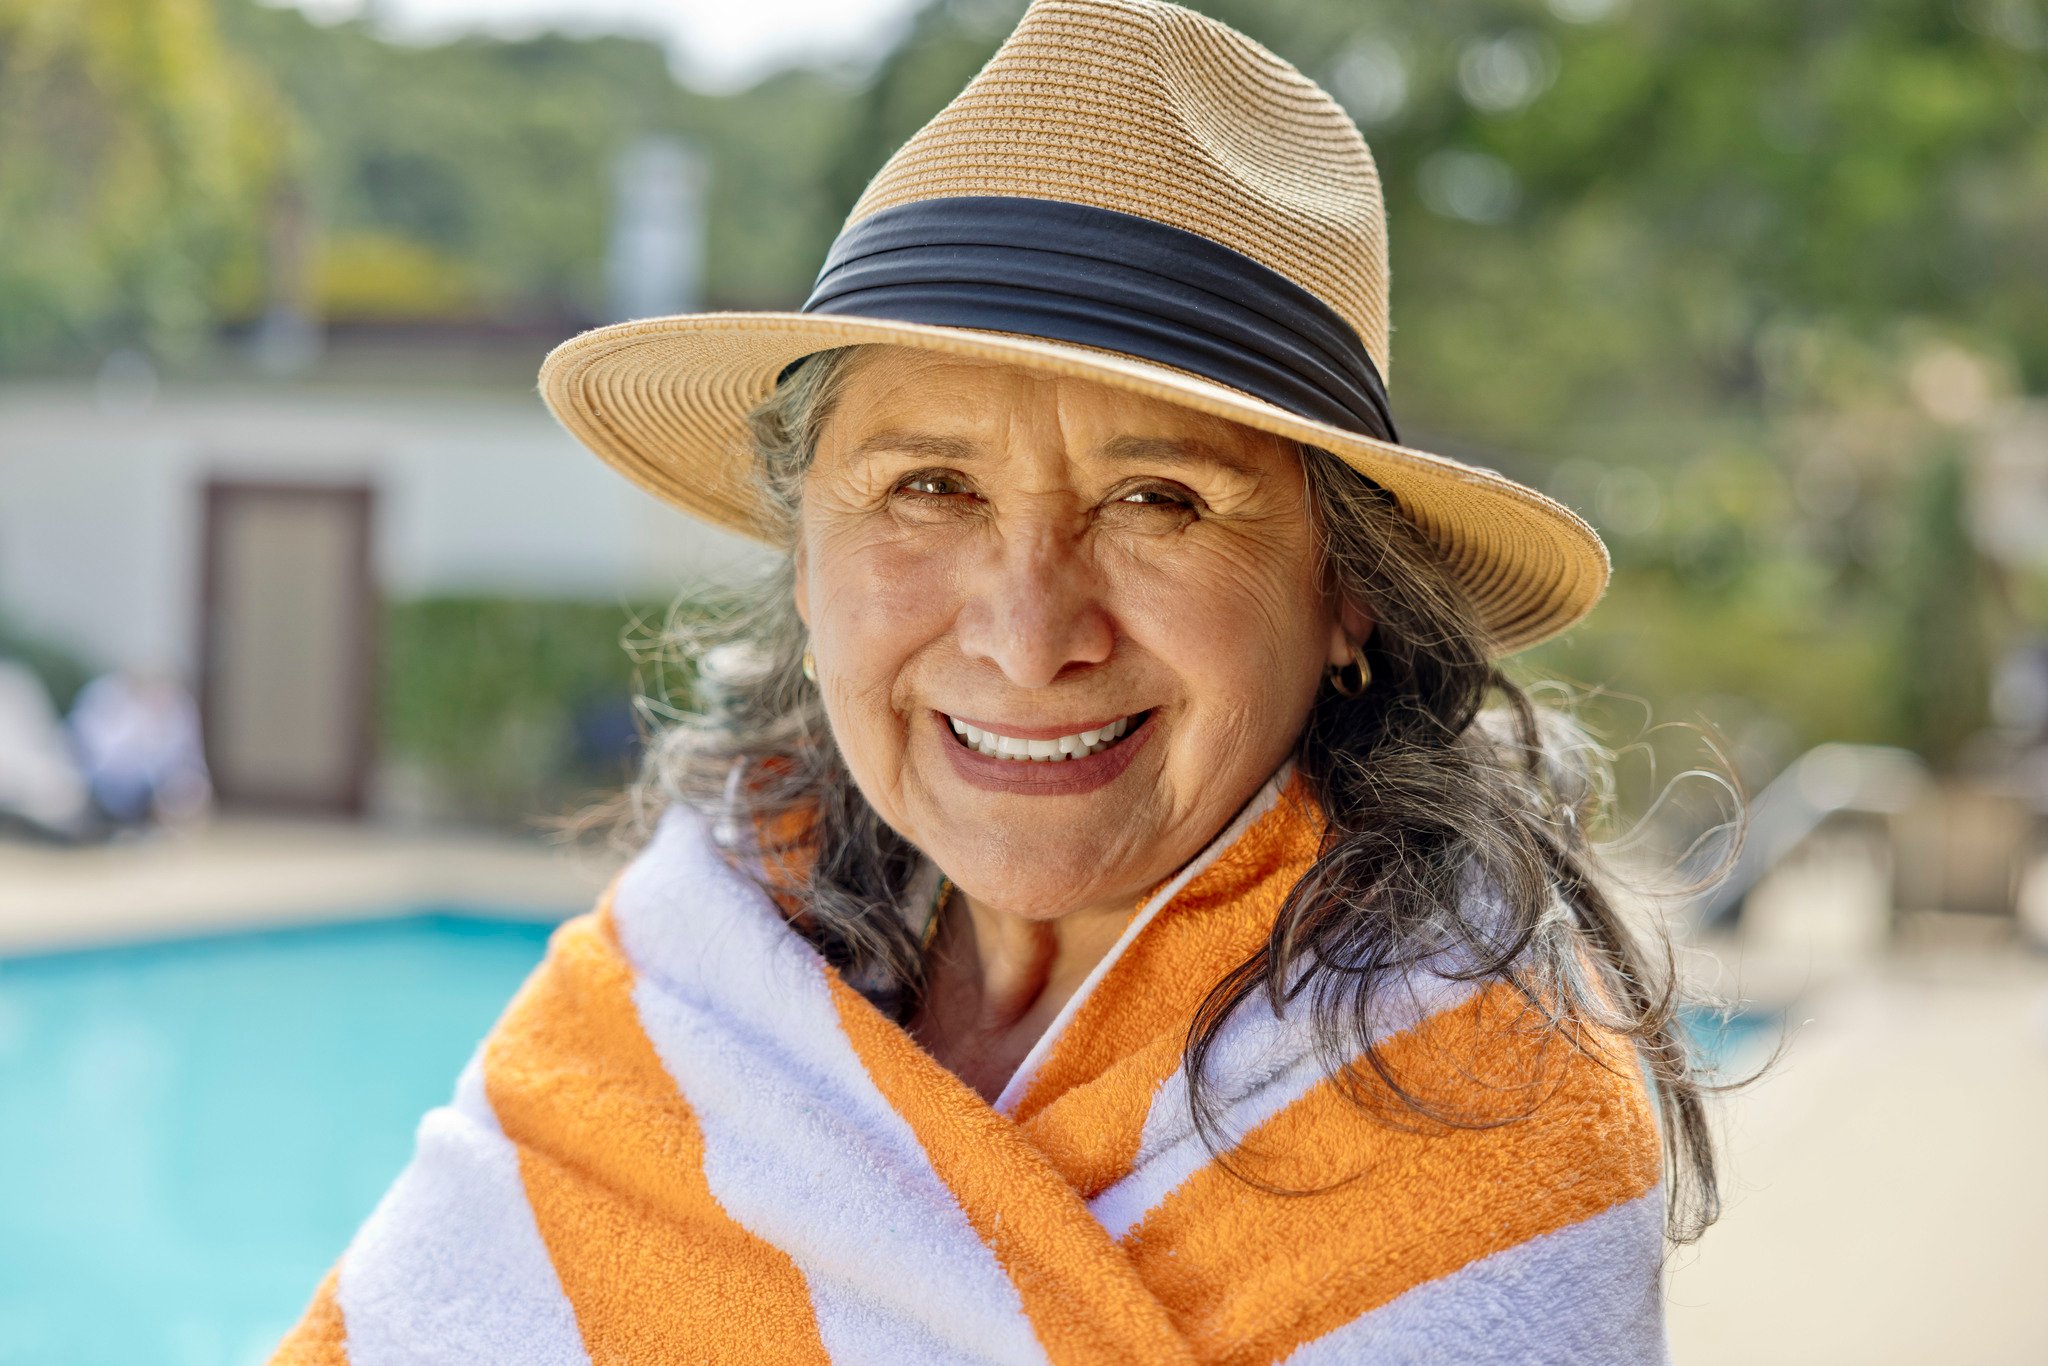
[537,312,1609,656]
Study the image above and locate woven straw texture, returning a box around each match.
[537,0,1611,656]
[848,0,1392,378]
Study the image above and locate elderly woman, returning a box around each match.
[273,2,1728,1362]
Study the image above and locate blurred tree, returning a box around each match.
[1892,443,1996,767]
[3,0,2038,779]
[0,0,287,368]
[213,4,690,323]
[212,1,867,321]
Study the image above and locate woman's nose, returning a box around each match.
[953,519,1114,689]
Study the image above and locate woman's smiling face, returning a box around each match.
[794,345,1359,922]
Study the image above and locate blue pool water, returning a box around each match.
[0,913,1776,1366]
[0,912,561,1366]
[1680,1000,1785,1075]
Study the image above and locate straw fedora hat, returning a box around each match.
[538,0,1609,655]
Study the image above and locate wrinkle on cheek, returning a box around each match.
[802,513,969,817]
[1106,520,1326,852]
[1111,532,1323,674]
[1188,694,1269,786]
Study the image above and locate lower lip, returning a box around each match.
[934,710,1155,796]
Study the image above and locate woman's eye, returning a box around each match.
[1118,487,1193,509]
[898,473,966,498]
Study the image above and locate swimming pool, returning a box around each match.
[0,913,1776,1365]
[0,911,561,1366]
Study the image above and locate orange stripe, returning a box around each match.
[1018,1031,1188,1197]
[1125,979,1663,1365]
[1011,782,1324,1200]
[266,1264,348,1365]
[481,902,830,1365]
[826,974,1196,1366]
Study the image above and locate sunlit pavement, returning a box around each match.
[1668,891,2048,1362]
[0,819,620,956]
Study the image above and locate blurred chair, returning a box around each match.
[1890,779,2035,923]
[0,657,93,841]
[66,667,212,829]
[1688,743,1929,933]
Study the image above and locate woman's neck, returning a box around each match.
[909,888,1134,1103]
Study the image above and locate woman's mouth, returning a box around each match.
[932,709,1156,795]
[944,712,1146,762]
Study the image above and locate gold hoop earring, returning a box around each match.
[801,647,817,684]
[1328,645,1372,697]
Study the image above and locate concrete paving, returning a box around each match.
[1666,934,2048,1364]
[0,818,623,955]
[1662,827,2048,1365]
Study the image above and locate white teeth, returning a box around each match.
[948,713,1142,762]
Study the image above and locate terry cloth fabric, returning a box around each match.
[269,767,1669,1365]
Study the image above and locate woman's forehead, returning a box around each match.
[823,346,1293,468]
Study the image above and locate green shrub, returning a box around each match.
[0,619,97,715]
[378,594,680,825]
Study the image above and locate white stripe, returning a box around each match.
[336,1051,591,1366]
[1278,1186,1669,1365]
[991,761,1294,1115]
[1091,856,1520,1240]
[613,805,1049,1366]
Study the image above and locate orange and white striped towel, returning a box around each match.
[270,768,1668,1364]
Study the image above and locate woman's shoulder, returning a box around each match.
[1230,854,1667,1235]
[1098,928,1668,1362]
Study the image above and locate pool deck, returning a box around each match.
[1663,926,2048,1365]
[2,823,2042,1360]
[0,819,622,956]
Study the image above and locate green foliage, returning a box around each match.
[1890,444,1996,766]
[0,0,284,368]
[379,595,666,824]
[4,0,2040,780]
[212,3,693,323]
[0,617,96,715]
[210,1,880,320]
[309,230,488,321]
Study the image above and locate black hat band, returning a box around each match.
[786,194,1400,446]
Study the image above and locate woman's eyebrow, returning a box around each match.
[1098,433,1263,480]
[851,430,980,461]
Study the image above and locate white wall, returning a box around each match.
[0,381,774,678]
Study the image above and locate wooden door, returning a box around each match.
[198,481,377,815]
